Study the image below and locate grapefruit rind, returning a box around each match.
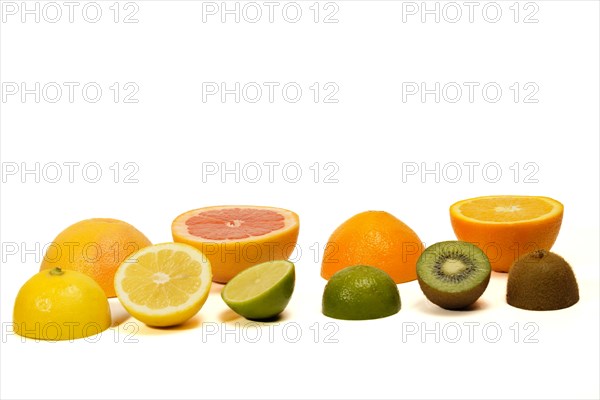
[171,206,300,283]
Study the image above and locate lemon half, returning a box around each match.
[114,243,212,327]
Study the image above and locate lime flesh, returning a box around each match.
[221,260,295,320]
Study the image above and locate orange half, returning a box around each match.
[450,195,563,272]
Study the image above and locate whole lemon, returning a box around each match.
[40,218,152,297]
[13,267,112,341]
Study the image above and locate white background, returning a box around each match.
[1,1,599,399]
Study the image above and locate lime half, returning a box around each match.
[322,265,401,320]
[221,260,295,320]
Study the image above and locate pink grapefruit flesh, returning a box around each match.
[185,208,286,240]
[172,206,300,283]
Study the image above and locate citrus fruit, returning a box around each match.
[321,211,423,284]
[322,265,401,320]
[114,242,212,327]
[40,218,152,298]
[171,206,300,283]
[221,260,295,320]
[449,196,564,272]
[13,267,111,341]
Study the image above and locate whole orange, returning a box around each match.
[449,195,564,272]
[321,211,423,283]
[40,218,152,297]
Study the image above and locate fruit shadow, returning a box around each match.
[413,298,490,316]
[217,309,289,326]
[109,298,131,327]
[138,315,204,335]
[107,295,204,334]
[210,282,225,294]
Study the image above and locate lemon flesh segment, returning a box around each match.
[123,251,202,309]
[221,260,295,320]
[115,243,212,327]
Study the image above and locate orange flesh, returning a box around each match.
[459,197,554,222]
[186,208,285,240]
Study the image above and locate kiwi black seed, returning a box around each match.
[416,241,491,310]
[507,250,579,311]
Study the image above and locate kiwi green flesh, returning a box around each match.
[507,250,579,311]
[417,241,491,309]
[418,274,491,310]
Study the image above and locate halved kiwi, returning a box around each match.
[507,250,579,311]
[417,241,491,310]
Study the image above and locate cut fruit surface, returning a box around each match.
[221,260,295,320]
[114,242,212,327]
[185,208,286,240]
[450,196,563,272]
[172,206,300,283]
[453,196,562,223]
[416,241,491,310]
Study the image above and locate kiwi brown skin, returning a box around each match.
[418,275,491,310]
[507,250,579,311]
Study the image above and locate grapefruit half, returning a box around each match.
[172,206,300,283]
